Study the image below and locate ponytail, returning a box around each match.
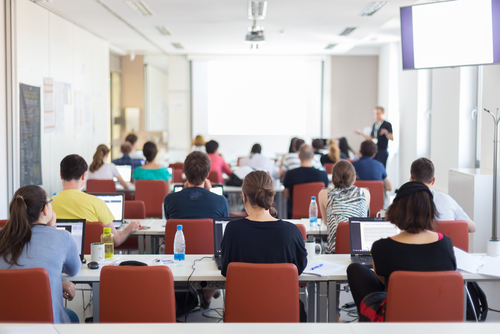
[242,171,276,211]
[328,139,341,163]
[89,144,109,173]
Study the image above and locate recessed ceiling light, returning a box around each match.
[125,1,154,16]
[171,43,184,49]
[156,26,172,36]
[325,44,337,50]
[359,2,388,16]
[248,1,267,20]
[339,27,356,36]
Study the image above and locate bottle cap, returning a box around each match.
[311,196,316,201]
[177,225,183,231]
[103,227,111,233]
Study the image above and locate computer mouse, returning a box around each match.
[87,261,99,270]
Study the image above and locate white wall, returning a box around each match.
[480,64,500,172]
[0,2,8,217]
[17,0,110,197]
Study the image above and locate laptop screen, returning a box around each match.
[89,193,125,228]
[55,219,86,260]
[349,218,400,254]
[114,165,132,182]
[173,185,224,196]
[213,217,241,257]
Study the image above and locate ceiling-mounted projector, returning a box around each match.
[245,26,265,42]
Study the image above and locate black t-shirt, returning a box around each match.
[372,235,457,285]
[320,154,334,165]
[220,218,308,277]
[163,187,229,219]
[371,120,393,152]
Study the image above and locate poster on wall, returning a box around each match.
[19,83,42,186]
[54,81,66,134]
[43,77,55,133]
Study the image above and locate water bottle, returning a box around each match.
[309,196,318,228]
[100,227,114,259]
[173,225,186,264]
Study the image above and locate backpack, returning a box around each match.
[466,282,488,321]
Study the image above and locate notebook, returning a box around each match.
[349,217,400,268]
[212,217,241,270]
[55,219,86,262]
[89,193,125,228]
[114,165,132,183]
[173,184,224,196]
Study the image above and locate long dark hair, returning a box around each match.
[0,185,48,266]
[89,144,109,173]
[338,137,354,157]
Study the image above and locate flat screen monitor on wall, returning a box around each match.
[400,0,500,70]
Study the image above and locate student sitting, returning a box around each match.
[132,141,172,187]
[0,185,81,323]
[205,140,232,184]
[112,142,144,170]
[124,133,146,160]
[52,154,140,246]
[410,158,476,232]
[87,144,130,189]
[318,160,370,253]
[347,181,457,321]
[189,134,207,153]
[280,139,322,178]
[239,143,279,179]
[351,140,392,191]
[338,137,355,159]
[320,139,341,165]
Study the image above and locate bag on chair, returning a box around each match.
[466,282,488,321]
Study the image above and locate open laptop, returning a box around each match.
[114,165,132,183]
[349,217,400,268]
[55,219,86,262]
[88,193,125,229]
[213,217,241,270]
[173,184,224,196]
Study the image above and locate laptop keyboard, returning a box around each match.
[357,255,372,263]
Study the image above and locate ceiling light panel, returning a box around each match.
[172,43,184,49]
[125,1,154,16]
[248,1,267,20]
[156,26,172,36]
[339,27,356,36]
[359,2,388,16]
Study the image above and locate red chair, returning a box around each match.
[172,169,183,183]
[164,219,213,254]
[292,182,326,219]
[84,221,105,254]
[100,266,176,323]
[354,180,384,217]
[225,263,300,322]
[0,219,8,228]
[208,170,220,184]
[385,271,464,322]
[168,162,184,170]
[135,180,168,218]
[335,222,350,254]
[124,200,146,219]
[324,163,335,175]
[433,220,469,252]
[0,268,53,323]
[296,223,307,240]
[86,179,116,193]
[229,212,248,217]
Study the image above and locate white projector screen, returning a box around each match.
[192,58,323,162]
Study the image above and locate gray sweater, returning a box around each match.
[0,225,81,323]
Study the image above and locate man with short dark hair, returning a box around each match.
[410,158,476,232]
[163,151,229,219]
[52,154,140,246]
[112,142,144,170]
[352,140,392,191]
[280,139,322,178]
[283,144,329,219]
[124,133,145,160]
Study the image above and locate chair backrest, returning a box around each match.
[324,163,335,175]
[164,219,213,254]
[335,222,350,254]
[168,162,184,170]
[433,220,469,252]
[292,182,325,219]
[86,179,117,193]
[353,180,384,217]
[385,271,464,322]
[172,169,183,183]
[100,266,176,323]
[0,268,53,323]
[208,170,219,184]
[84,221,105,254]
[124,200,146,219]
[135,180,168,218]
[225,262,299,322]
[296,224,307,240]
[0,219,8,228]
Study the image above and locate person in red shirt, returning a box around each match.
[205,140,232,184]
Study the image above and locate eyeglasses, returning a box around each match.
[46,199,53,205]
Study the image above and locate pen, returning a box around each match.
[311,264,323,270]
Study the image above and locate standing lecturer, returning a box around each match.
[355,106,393,168]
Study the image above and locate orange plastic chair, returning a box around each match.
[100,266,176,323]
[172,169,183,183]
[335,222,350,254]
[208,170,220,184]
[324,163,335,175]
[168,162,184,170]
[353,180,384,217]
[84,221,105,254]
[229,211,248,217]
[385,271,464,322]
[0,268,53,323]
[433,220,469,252]
[296,223,307,240]
[225,263,300,322]
[292,182,326,219]
[135,180,168,218]
[0,219,8,228]
[86,179,117,193]
[124,200,146,219]
[164,219,213,254]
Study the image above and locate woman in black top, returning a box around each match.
[347,181,456,317]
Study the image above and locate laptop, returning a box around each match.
[89,193,125,229]
[114,165,132,183]
[173,184,224,196]
[213,217,241,270]
[349,217,400,268]
[55,219,86,262]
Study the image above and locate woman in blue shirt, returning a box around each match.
[132,141,172,186]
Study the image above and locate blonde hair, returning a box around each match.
[192,135,206,147]
[89,144,109,173]
[327,139,340,163]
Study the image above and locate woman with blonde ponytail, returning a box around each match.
[0,185,81,323]
[88,144,130,189]
[320,139,341,165]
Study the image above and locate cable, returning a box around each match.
[489,308,500,313]
[183,256,213,323]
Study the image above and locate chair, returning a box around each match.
[168,162,184,170]
[292,182,326,219]
[0,268,53,323]
[335,222,350,254]
[224,263,300,322]
[433,220,469,252]
[0,219,8,228]
[385,271,464,322]
[135,180,168,218]
[100,266,176,323]
[229,211,248,217]
[324,163,335,175]
[86,179,116,193]
[296,223,307,240]
[164,219,213,254]
[172,168,183,183]
[124,200,146,219]
[353,180,384,217]
[84,221,105,254]
[208,170,220,184]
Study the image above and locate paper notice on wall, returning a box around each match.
[54,81,65,134]
[64,83,72,105]
[43,78,55,133]
[74,91,84,138]
[84,93,93,136]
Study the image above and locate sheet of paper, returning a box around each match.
[0,325,58,334]
[477,256,500,277]
[302,260,347,277]
[454,246,486,273]
[43,77,55,133]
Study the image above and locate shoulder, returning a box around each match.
[372,238,392,252]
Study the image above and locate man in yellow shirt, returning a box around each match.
[52,154,140,246]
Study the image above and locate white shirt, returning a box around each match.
[239,153,279,179]
[87,163,120,180]
[431,190,471,221]
[281,153,323,172]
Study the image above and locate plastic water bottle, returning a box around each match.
[309,196,318,228]
[173,225,186,264]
